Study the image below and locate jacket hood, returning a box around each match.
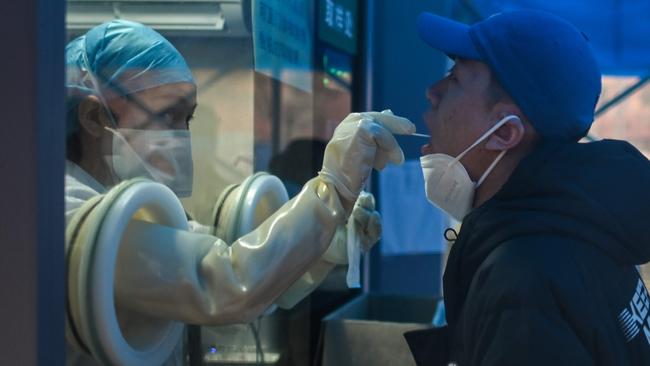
[442,139,650,330]
[462,139,650,266]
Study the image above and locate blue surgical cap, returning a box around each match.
[66,20,195,135]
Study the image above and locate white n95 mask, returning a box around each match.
[105,127,194,197]
[420,115,520,221]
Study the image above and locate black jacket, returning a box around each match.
[406,139,650,365]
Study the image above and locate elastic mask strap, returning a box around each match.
[475,149,506,187]
[81,49,119,128]
[105,127,148,169]
[454,115,520,162]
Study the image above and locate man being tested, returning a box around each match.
[403,10,650,365]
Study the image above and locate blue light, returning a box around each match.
[209,346,217,354]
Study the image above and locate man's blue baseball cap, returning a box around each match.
[417,10,602,141]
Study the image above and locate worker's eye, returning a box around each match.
[150,109,172,124]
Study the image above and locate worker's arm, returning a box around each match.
[184,192,381,311]
[275,191,381,308]
[112,111,412,325]
[114,176,346,325]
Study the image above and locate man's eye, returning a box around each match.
[445,69,457,81]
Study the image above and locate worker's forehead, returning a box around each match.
[136,83,197,103]
[118,82,197,112]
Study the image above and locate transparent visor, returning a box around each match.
[80,50,196,198]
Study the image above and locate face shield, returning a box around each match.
[65,19,196,197]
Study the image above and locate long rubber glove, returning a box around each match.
[114,111,411,324]
[114,177,346,325]
[274,191,381,308]
[183,193,381,307]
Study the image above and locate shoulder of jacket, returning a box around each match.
[482,236,580,271]
[467,236,585,308]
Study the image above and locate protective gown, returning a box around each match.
[66,161,352,322]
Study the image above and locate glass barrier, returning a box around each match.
[64,1,359,364]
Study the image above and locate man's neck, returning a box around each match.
[473,143,537,208]
[472,127,541,209]
[473,149,529,209]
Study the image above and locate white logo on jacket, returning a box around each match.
[618,279,650,345]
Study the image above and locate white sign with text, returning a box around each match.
[253,0,313,92]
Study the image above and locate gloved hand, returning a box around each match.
[319,110,415,207]
[323,191,382,265]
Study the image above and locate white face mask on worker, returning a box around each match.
[420,115,520,221]
[105,127,194,197]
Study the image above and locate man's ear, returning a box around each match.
[78,96,111,138]
[485,104,525,151]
